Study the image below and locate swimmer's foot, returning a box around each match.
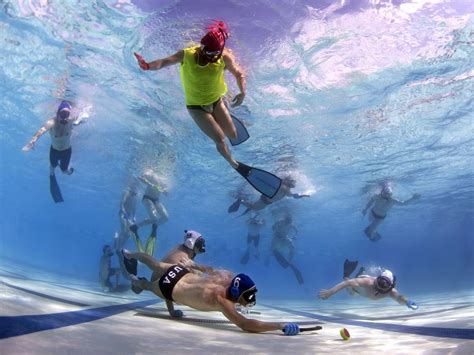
[370,232,381,242]
[63,167,74,175]
[364,227,377,240]
[130,275,147,294]
[121,249,137,276]
[228,198,242,213]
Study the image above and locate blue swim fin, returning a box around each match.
[49,175,64,203]
[235,162,281,199]
[229,114,250,146]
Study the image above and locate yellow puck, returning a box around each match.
[340,328,350,340]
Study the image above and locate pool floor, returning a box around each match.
[1,262,473,354]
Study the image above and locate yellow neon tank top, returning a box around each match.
[180,46,227,106]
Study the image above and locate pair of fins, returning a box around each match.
[130,225,156,257]
[49,175,64,203]
[230,114,282,199]
[343,259,365,278]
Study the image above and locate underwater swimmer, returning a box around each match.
[22,101,81,203]
[228,176,310,215]
[128,169,169,257]
[121,249,304,335]
[319,260,418,310]
[134,21,281,198]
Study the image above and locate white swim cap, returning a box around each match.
[380,269,394,283]
[183,230,206,253]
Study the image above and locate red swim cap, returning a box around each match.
[200,20,229,52]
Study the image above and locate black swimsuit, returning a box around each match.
[158,265,190,301]
[186,98,221,114]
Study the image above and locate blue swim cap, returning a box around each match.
[57,101,72,120]
[229,273,257,306]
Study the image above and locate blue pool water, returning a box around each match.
[0,0,473,306]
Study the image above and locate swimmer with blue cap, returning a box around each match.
[22,100,84,203]
[121,248,305,334]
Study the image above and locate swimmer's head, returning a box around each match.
[283,176,296,188]
[381,183,393,198]
[56,101,71,124]
[183,230,206,254]
[229,273,257,307]
[102,245,113,257]
[200,20,228,62]
[374,269,396,294]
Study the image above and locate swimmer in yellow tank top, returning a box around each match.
[134,21,245,169]
[134,21,282,199]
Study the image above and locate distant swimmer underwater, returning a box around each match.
[134,20,281,198]
[129,169,170,257]
[228,175,310,215]
[318,259,419,310]
[121,248,318,335]
[22,101,84,203]
[362,182,421,241]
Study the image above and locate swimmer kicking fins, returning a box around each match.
[229,114,250,146]
[235,162,282,199]
[49,175,64,203]
[343,259,358,279]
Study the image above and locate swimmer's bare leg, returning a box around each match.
[124,250,171,273]
[188,108,238,168]
[130,275,153,292]
[364,218,383,240]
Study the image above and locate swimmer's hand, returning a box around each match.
[170,309,184,318]
[231,92,245,107]
[294,194,310,199]
[282,323,300,336]
[407,300,419,310]
[22,142,34,152]
[178,258,195,269]
[318,289,332,300]
[134,52,150,70]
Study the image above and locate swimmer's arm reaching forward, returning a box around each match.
[389,288,418,309]
[134,51,184,71]
[319,278,368,299]
[219,295,285,333]
[22,119,54,152]
[392,193,421,206]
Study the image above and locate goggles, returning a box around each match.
[58,109,70,123]
[238,286,257,307]
[201,45,222,57]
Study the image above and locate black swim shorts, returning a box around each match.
[158,265,190,301]
[371,209,386,220]
[49,146,72,172]
[186,98,221,114]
